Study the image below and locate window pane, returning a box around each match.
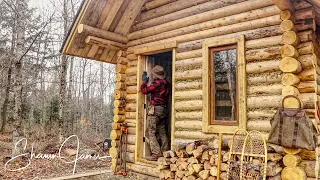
[213,49,237,121]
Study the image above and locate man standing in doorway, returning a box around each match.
[141,65,170,161]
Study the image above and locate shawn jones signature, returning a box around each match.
[5,135,110,174]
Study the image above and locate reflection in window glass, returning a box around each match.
[211,48,237,122]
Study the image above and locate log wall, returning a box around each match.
[109,0,319,178]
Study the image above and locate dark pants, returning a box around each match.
[146,105,169,155]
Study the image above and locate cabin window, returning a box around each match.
[202,36,246,133]
[210,45,237,126]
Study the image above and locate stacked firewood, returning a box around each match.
[157,139,226,180]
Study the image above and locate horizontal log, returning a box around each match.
[175,90,202,100]
[113,115,125,123]
[116,64,126,74]
[126,85,137,94]
[297,42,319,56]
[114,100,126,108]
[110,130,121,140]
[280,10,294,21]
[114,90,126,100]
[78,24,128,43]
[116,73,126,82]
[175,81,202,90]
[246,35,282,49]
[125,76,137,86]
[177,25,282,53]
[125,103,136,112]
[271,0,294,12]
[128,5,279,46]
[246,46,281,61]
[127,162,159,177]
[85,36,126,50]
[282,31,300,46]
[300,93,315,109]
[116,57,128,65]
[293,0,312,10]
[297,30,316,42]
[133,40,177,55]
[281,20,296,32]
[136,0,209,24]
[175,111,202,120]
[281,44,299,58]
[247,95,282,108]
[127,54,138,61]
[247,109,277,119]
[247,72,282,84]
[175,100,203,111]
[282,86,300,96]
[175,120,202,130]
[299,160,316,178]
[247,120,271,132]
[246,60,280,74]
[115,82,126,90]
[175,69,202,80]
[114,108,125,115]
[126,94,137,103]
[294,7,315,21]
[141,0,177,11]
[174,131,217,140]
[128,15,281,54]
[175,57,202,68]
[117,50,126,57]
[125,66,137,76]
[298,69,316,81]
[298,54,317,69]
[125,112,136,119]
[176,49,202,60]
[296,18,316,31]
[247,84,282,95]
[128,60,138,67]
[112,122,121,130]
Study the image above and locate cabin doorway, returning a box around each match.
[143,51,172,159]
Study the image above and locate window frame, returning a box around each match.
[210,44,238,126]
[202,36,246,133]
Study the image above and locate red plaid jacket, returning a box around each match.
[141,79,170,106]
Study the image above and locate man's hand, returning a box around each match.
[142,71,149,83]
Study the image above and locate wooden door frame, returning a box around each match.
[134,43,177,162]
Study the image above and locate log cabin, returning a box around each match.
[61,0,320,179]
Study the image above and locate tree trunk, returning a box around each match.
[0,67,12,133]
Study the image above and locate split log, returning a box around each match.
[175,57,202,68]
[247,72,282,84]
[282,85,300,96]
[246,60,280,74]
[175,81,202,90]
[116,64,126,73]
[283,154,302,167]
[282,31,300,46]
[125,76,137,86]
[113,115,125,123]
[176,170,186,178]
[125,67,137,76]
[157,157,171,166]
[268,153,283,162]
[126,85,137,94]
[298,149,316,160]
[125,112,136,119]
[186,143,195,155]
[175,100,203,111]
[247,95,282,109]
[281,167,306,180]
[192,164,204,173]
[176,50,202,60]
[129,0,274,38]
[175,90,202,100]
[78,24,128,43]
[179,161,189,171]
[199,170,210,179]
[114,108,125,115]
[171,157,178,163]
[282,73,300,86]
[115,82,126,90]
[298,69,316,81]
[220,163,228,172]
[246,46,281,61]
[220,172,227,180]
[281,44,299,58]
[299,160,316,177]
[176,25,282,53]
[279,57,302,73]
[125,103,136,112]
[170,164,178,171]
[246,35,282,49]
[247,84,282,95]
[297,30,316,42]
[266,161,282,176]
[116,73,126,82]
[281,20,296,32]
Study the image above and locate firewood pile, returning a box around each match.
[157,139,229,180]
